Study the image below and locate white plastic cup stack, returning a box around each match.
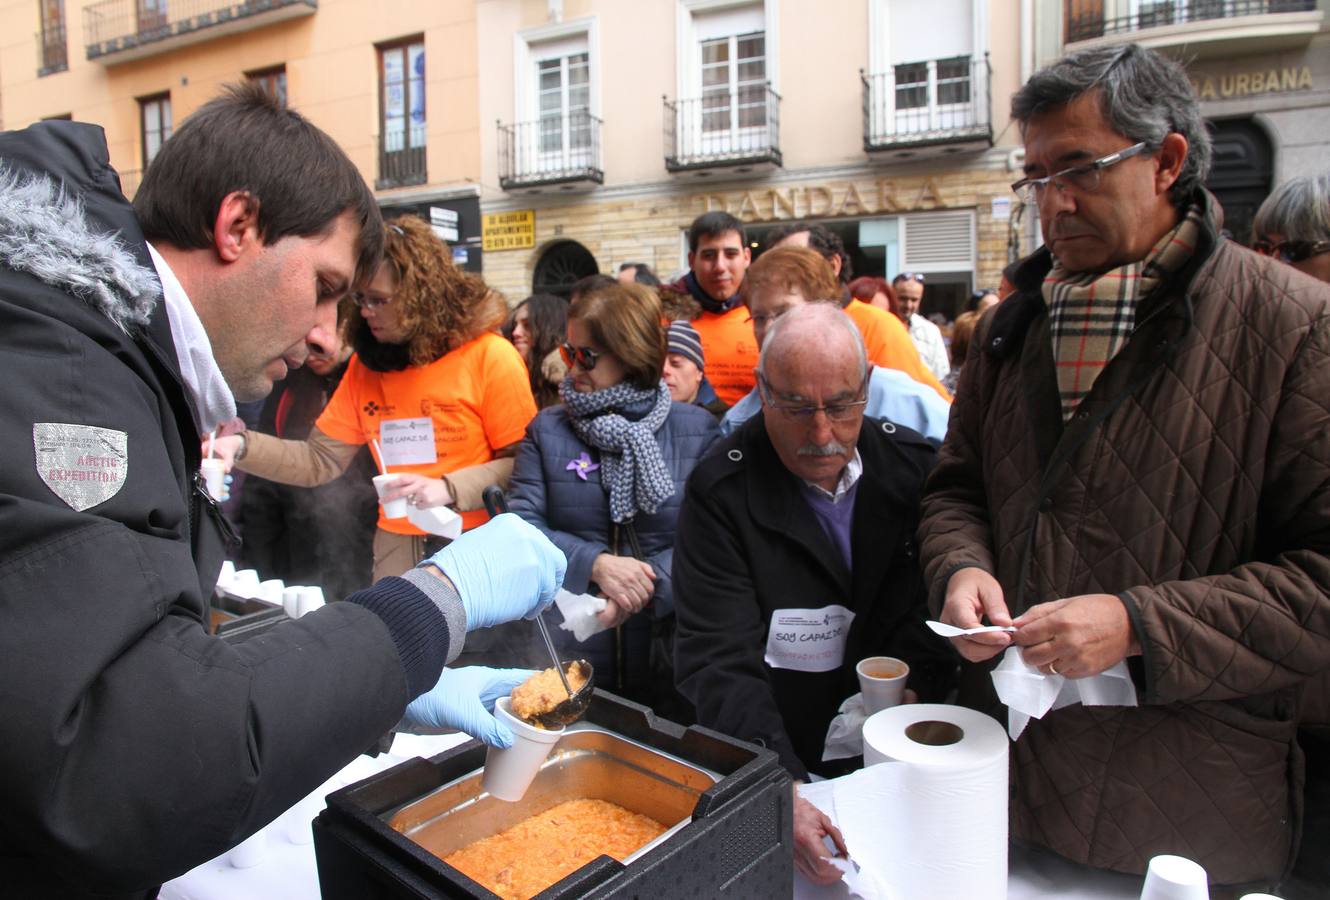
[282,586,303,619]
[226,826,268,869]
[481,697,564,802]
[372,473,408,518]
[257,579,285,606]
[1140,855,1210,900]
[229,569,261,599]
[297,586,325,618]
[216,560,237,591]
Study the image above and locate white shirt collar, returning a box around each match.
[146,243,237,433]
[803,448,863,502]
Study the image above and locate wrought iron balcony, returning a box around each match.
[37,23,69,76]
[663,85,782,175]
[118,168,143,200]
[498,112,603,193]
[84,0,316,64]
[375,130,427,191]
[861,55,992,156]
[1066,0,1318,44]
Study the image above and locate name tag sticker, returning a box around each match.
[764,604,856,673]
[379,417,437,467]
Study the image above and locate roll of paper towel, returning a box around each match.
[842,703,1009,900]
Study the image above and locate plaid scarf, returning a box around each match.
[1043,205,1203,420]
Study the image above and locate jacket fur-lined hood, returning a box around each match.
[0,166,160,333]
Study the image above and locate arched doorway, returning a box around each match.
[533,240,599,298]
[1205,119,1273,246]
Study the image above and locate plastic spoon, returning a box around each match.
[926,620,1018,638]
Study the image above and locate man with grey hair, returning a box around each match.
[674,303,954,886]
[919,43,1330,890]
[1253,173,1330,284]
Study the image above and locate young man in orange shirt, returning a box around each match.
[667,212,758,406]
[766,222,950,401]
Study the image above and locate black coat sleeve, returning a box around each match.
[672,472,810,780]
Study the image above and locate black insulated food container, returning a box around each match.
[313,691,794,899]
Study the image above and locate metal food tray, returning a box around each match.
[384,724,721,866]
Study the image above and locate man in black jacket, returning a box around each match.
[673,303,954,886]
[0,85,563,896]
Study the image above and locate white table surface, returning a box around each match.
[163,734,1146,900]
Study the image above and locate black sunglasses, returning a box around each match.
[1253,238,1330,264]
[559,342,602,371]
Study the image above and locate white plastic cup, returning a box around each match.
[373,473,408,518]
[227,826,268,869]
[282,586,303,619]
[298,586,325,618]
[856,656,910,715]
[201,458,227,500]
[481,697,564,802]
[217,560,237,590]
[1140,854,1210,900]
[257,578,285,605]
[230,569,260,598]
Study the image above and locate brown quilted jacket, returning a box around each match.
[918,190,1330,885]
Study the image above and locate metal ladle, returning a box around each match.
[482,486,595,727]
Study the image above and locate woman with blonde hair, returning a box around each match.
[216,215,537,580]
[507,281,718,716]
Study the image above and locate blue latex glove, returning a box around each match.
[404,666,537,748]
[425,513,566,631]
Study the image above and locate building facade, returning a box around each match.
[2,0,488,267]
[1045,0,1330,242]
[476,0,1032,322]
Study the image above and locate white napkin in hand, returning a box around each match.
[554,589,608,642]
[990,645,1138,739]
[822,693,870,761]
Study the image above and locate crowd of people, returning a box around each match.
[2,39,1328,900]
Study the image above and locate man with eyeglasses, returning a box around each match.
[673,302,955,887]
[890,272,951,381]
[918,44,1330,892]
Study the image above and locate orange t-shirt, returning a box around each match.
[844,299,952,402]
[316,332,537,534]
[693,305,759,407]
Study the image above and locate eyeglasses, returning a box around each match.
[1011,141,1153,205]
[758,373,869,422]
[895,272,925,284]
[559,342,602,371]
[353,292,392,311]
[1252,237,1330,264]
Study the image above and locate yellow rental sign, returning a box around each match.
[482,210,536,251]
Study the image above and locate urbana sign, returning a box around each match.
[689,177,950,224]
[1191,65,1313,101]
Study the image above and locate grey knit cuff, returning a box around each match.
[401,567,468,665]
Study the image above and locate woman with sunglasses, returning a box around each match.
[215,216,538,581]
[1252,173,1330,284]
[507,282,719,717]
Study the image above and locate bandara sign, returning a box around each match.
[689,177,950,223]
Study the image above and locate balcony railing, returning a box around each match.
[37,23,69,75]
[663,85,782,173]
[118,168,143,200]
[498,111,603,191]
[861,55,992,153]
[84,0,316,63]
[1066,0,1317,43]
[375,130,427,191]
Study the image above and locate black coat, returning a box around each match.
[673,413,956,780]
[0,123,410,896]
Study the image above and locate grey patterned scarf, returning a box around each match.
[561,377,675,523]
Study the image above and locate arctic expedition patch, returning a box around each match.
[34,423,128,511]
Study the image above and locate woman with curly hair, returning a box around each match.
[216,216,538,580]
[502,293,569,409]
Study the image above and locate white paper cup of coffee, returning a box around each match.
[227,826,268,868]
[856,656,909,715]
[372,473,408,518]
[200,458,227,500]
[1140,854,1209,900]
[481,697,563,802]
